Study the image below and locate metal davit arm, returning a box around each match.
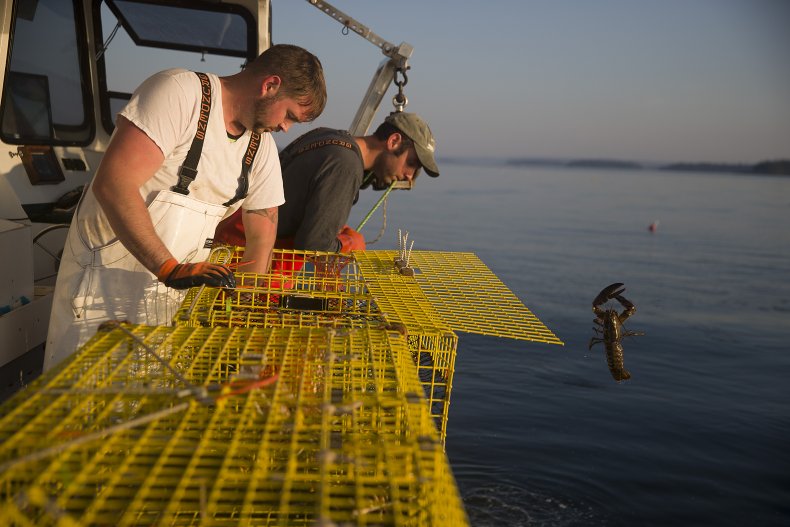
[304,0,414,135]
[348,54,412,136]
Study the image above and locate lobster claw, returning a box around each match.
[593,282,625,307]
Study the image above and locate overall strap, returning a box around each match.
[171,72,211,196]
[223,131,261,207]
[279,132,355,170]
[220,131,354,208]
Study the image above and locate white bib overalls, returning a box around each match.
[44,189,227,370]
[44,71,262,371]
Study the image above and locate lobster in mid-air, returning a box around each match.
[589,283,644,381]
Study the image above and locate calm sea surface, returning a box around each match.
[348,163,790,526]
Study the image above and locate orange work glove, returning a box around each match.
[157,258,236,290]
[336,225,365,253]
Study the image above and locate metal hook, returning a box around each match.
[392,68,409,112]
[392,93,408,113]
[394,68,409,88]
[342,23,350,36]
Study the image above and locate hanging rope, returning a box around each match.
[366,196,389,245]
[356,181,397,246]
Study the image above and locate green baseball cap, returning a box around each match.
[384,112,439,177]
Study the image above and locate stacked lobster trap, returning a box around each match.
[176,248,461,440]
[0,247,562,525]
[0,325,467,526]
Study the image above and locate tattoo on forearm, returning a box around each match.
[247,208,278,223]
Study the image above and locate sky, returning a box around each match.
[267,0,790,164]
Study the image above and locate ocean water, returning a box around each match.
[348,163,790,526]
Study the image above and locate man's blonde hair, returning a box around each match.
[248,44,327,121]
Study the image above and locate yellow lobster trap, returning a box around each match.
[175,248,562,441]
[0,325,467,526]
[0,246,561,525]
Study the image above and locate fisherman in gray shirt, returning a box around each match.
[214,112,440,252]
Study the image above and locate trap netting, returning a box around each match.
[175,248,562,440]
[0,246,562,525]
[0,325,468,526]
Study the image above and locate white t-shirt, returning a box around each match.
[79,68,284,246]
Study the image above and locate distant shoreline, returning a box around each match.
[438,157,790,176]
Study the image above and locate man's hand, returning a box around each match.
[157,258,236,290]
[337,225,365,253]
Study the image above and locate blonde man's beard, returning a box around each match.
[252,95,277,133]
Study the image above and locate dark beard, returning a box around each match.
[360,171,388,191]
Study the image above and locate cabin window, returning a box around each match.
[95,0,256,135]
[1,0,93,145]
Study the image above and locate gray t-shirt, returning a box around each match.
[277,128,364,251]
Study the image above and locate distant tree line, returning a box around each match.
[752,160,790,175]
[662,160,790,175]
[501,157,790,175]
